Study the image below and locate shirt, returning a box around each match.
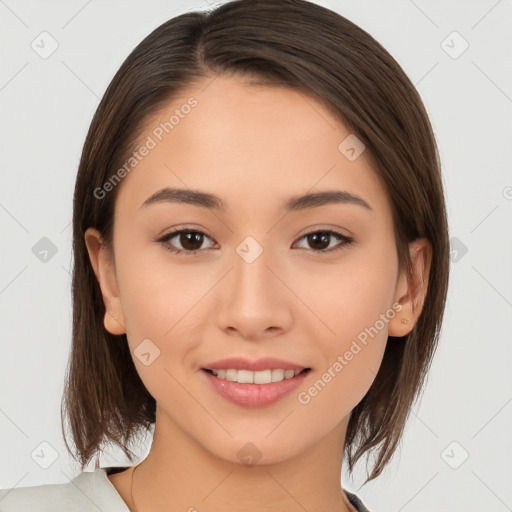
[0,466,371,511]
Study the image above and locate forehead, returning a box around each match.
[115,74,388,217]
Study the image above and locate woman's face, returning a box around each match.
[88,74,411,465]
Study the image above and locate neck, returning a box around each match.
[129,407,357,512]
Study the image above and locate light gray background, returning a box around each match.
[1,1,511,511]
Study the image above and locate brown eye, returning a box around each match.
[176,232,204,251]
[158,229,216,255]
[294,230,353,253]
[158,228,353,256]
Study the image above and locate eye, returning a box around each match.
[293,230,353,253]
[157,229,217,255]
[157,228,353,256]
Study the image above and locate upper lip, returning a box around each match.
[202,357,310,372]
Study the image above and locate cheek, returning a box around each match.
[296,284,391,431]
[114,236,207,338]
[297,245,397,341]
[114,257,207,408]
[293,248,396,412]
[297,338,387,441]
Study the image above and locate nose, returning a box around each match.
[215,242,293,341]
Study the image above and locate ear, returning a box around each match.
[388,238,432,337]
[84,227,126,335]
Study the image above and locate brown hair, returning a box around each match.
[61,0,449,484]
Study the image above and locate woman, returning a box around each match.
[0,0,449,510]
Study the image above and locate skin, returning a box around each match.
[85,74,431,512]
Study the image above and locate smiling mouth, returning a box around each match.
[202,367,311,385]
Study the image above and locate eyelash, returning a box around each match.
[157,228,354,256]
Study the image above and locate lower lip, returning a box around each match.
[201,369,311,408]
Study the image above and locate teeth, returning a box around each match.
[209,368,305,384]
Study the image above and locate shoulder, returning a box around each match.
[0,467,130,512]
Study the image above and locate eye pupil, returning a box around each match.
[308,232,330,250]
[180,232,203,251]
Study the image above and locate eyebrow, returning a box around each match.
[139,187,372,212]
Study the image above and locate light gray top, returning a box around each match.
[0,467,130,512]
[0,466,371,511]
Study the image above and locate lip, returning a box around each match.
[201,368,311,408]
[202,357,309,372]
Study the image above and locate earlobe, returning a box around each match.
[84,227,126,335]
[103,307,126,336]
[388,238,432,337]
